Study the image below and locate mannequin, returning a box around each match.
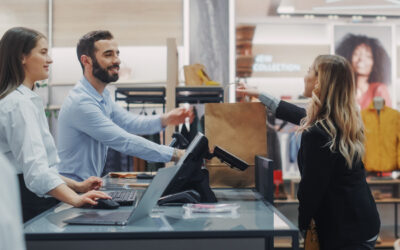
[373,96,385,115]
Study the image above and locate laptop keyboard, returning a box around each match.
[109,190,137,206]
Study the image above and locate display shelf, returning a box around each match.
[115,86,166,110]
[175,86,224,105]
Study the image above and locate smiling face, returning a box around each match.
[303,62,318,98]
[22,37,52,83]
[91,39,121,83]
[351,43,374,77]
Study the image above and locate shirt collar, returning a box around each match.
[17,84,38,98]
[80,76,109,103]
[367,101,386,111]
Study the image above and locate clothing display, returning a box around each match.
[144,110,164,171]
[288,132,301,163]
[102,148,129,176]
[266,113,282,171]
[180,105,205,143]
[359,82,392,110]
[361,103,400,172]
[57,77,173,181]
[278,132,301,179]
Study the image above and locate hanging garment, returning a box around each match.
[145,110,164,171]
[102,148,130,176]
[180,122,191,142]
[288,132,301,164]
[361,103,400,172]
[266,113,282,170]
[188,106,200,142]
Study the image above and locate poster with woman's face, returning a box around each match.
[333,25,394,109]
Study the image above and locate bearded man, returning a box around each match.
[57,30,192,181]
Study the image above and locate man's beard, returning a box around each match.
[92,58,119,84]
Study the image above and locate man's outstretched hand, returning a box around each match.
[161,107,194,127]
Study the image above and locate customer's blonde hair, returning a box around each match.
[298,55,365,168]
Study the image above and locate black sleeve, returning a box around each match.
[297,127,334,231]
[275,100,306,125]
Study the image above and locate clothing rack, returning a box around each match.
[113,86,166,171]
[115,87,166,113]
[175,86,224,136]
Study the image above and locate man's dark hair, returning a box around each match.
[76,30,113,72]
[335,33,391,84]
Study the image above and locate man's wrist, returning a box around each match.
[172,148,178,162]
[160,115,168,128]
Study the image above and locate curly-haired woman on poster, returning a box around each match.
[336,34,392,109]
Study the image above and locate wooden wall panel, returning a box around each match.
[0,0,48,37]
[53,0,182,47]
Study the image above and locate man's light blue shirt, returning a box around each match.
[56,77,173,181]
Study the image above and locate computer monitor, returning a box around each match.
[162,132,217,203]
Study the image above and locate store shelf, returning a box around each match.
[115,87,166,106]
[175,86,224,105]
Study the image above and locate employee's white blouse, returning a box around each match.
[0,85,64,197]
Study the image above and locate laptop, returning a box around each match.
[64,166,176,226]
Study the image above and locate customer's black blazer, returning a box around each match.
[275,100,306,125]
[276,101,380,249]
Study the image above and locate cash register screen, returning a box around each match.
[162,132,208,196]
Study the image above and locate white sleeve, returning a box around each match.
[3,101,64,197]
[0,153,25,250]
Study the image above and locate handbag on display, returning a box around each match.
[304,219,320,250]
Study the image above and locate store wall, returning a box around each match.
[0,0,48,36]
[189,0,230,86]
[52,0,182,47]
[2,1,400,109]
[243,21,400,108]
[246,22,330,99]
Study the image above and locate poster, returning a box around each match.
[333,24,395,109]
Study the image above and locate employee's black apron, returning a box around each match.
[17,174,59,222]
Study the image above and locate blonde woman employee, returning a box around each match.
[0,27,111,222]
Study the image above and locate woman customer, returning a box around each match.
[237,55,380,249]
[0,27,111,222]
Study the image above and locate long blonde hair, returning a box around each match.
[298,55,365,168]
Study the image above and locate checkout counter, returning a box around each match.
[24,156,299,250]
